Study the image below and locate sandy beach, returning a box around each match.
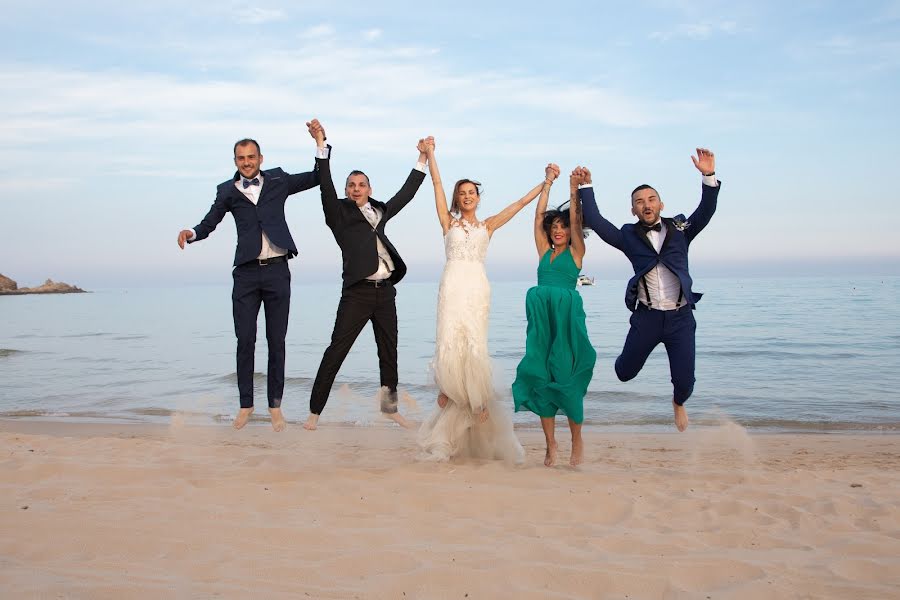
[1,419,898,599]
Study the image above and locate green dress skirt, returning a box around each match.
[512,248,596,424]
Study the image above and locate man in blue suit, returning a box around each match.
[177,127,322,431]
[578,149,719,431]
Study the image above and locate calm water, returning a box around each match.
[1,277,899,431]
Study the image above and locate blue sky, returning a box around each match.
[1,0,898,287]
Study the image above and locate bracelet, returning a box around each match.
[702,171,715,177]
[544,179,554,185]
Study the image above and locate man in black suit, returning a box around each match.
[177,129,321,431]
[303,119,427,430]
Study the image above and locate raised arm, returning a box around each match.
[684,147,720,242]
[423,137,452,235]
[284,119,325,194]
[577,167,625,251]
[532,164,559,256]
[306,119,340,228]
[568,170,586,267]
[484,164,557,236]
[381,141,428,221]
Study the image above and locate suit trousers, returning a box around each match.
[231,260,291,408]
[614,303,696,405]
[309,280,398,415]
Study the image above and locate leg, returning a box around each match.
[663,308,697,432]
[568,418,584,466]
[614,307,663,383]
[232,265,262,428]
[307,286,372,429]
[371,285,410,428]
[540,417,558,467]
[261,262,291,431]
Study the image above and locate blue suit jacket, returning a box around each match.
[189,166,319,266]
[579,182,720,311]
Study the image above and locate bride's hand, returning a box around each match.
[545,163,560,182]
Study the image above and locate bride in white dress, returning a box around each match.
[417,137,558,461]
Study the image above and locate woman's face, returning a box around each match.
[550,218,571,247]
[456,182,480,213]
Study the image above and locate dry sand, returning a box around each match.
[1,418,898,599]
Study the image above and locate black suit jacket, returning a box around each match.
[317,146,425,289]
[190,166,319,266]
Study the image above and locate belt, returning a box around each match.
[359,278,391,288]
[637,301,687,312]
[244,255,288,267]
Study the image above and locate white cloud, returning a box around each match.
[301,24,336,38]
[364,28,382,41]
[650,20,739,42]
[233,7,287,25]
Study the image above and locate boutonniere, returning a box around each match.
[672,214,690,231]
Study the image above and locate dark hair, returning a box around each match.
[631,184,659,203]
[233,138,261,156]
[450,179,482,215]
[541,200,589,246]
[346,169,370,187]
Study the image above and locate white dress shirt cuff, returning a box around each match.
[702,174,718,187]
[316,146,330,159]
[578,183,593,189]
[187,229,196,242]
[414,162,427,173]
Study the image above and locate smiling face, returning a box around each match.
[631,185,664,226]
[233,142,263,180]
[345,172,371,207]
[550,218,571,247]
[455,182,480,214]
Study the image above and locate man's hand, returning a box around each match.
[177,229,192,249]
[306,119,326,145]
[691,147,715,175]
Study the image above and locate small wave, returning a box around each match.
[0,348,24,358]
[61,332,111,338]
[0,409,72,418]
[701,349,863,360]
[112,334,150,341]
[212,373,314,385]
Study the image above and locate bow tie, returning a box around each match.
[242,177,260,189]
[640,222,662,233]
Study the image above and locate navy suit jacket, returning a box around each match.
[579,182,720,311]
[317,146,425,289]
[189,165,319,266]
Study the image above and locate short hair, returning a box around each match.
[450,179,482,215]
[541,201,589,246]
[630,184,659,203]
[345,170,370,187]
[233,138,261,156]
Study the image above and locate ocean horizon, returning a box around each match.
[2,275,898,433]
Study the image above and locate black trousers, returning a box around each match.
[231,260,291,409]
[614,303,696,405]
[309,280,398,415]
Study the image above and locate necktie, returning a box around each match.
[242,177,260,189]
[641,222,662,233]
[362,204,378,227]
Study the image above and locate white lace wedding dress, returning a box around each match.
[417,220,525,463]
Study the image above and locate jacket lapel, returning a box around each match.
[632,223,656,253]
[659,218,676,253]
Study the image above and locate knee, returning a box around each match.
[614,357,638,382]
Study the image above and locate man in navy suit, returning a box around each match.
[578,149,720,431]
[177,127,322,431]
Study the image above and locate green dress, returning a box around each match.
[512,247,596,424]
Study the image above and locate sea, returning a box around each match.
[2,276,899,432]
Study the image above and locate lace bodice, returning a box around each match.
[444,220,489,262]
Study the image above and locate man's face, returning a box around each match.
[234,143,263,179]
[631,188,664,226]
[346,174,371,206]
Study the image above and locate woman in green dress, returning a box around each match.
[512,166,596,467]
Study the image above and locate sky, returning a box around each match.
[1,0,898,287]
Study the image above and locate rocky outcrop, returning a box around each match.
[0,274,87,295]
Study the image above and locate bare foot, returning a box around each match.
[385,411,412,429]
[437,392,449,408]
[570,435,584,467]
[304,413,319,430]
[233,407,254,429]
[544,441,558,467]
[673,401,689,432]
[269,407,286,432]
